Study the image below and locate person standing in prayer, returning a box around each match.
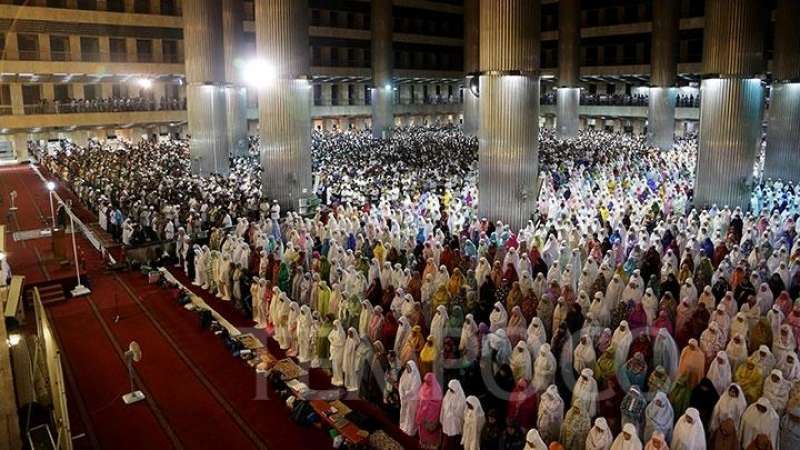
[644,391,674,444]
[462,396,485,450]
[586,418,614,450]
[620,386,647,437]
[610,423,643,450]
[415,372,443,449]
[671,408,706,450]
[537,385,564,445]
[342,327,361,391]
[739,397,779,450]
[399,361,422,436]
[561,404,592,450]
[780,406,800,450]
[644,432,669,450]
[441,379,466,450]
[329,320,346,386]
[524,429,548,450]
[678,340,706,388]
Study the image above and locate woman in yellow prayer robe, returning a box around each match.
[432,284,451,310]
[734,356,765,404]
[448,268,465,298]
[419,336,438,378]
[677,339,706,388]
[400,325,425,367]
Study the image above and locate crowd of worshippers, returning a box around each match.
[33,127,800,450]
[34,96,186,114]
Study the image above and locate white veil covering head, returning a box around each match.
[586,418,614,450]
[671,408,705,450]
[524,428,548,450]
[610,423,643,450]
[461,396,485,450]
[440,379,466,437]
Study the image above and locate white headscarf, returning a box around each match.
[524,429,548,450]
[710,383,747,434]
[739,397,779,450]
[706,351,732,395]
[489,301,508,332]
[461,396,485,450]
[440,379,466,437]
[672,408,706,450]
[510,341,533,381]
[609,423,643,450]
[398,361,421,436]
[586,418,614,450]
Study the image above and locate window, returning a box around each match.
[161,0,176,15]
[136,39,153,62]
[330,47,339,66]
[17,34,39,61]
[110,38,127,62]
[80,37,100,62]
[50,35,69,61]
[584,46,598,66]
[112,83,129,98]
[46,0,65,7]
[134,0,149,13]
[54,84,69,102]
[331,85,339,106]
[605,45,618,65]
[313,84,322,106]
[22,84,42,113]
[77,0,96,10]
[162,40,178,62]
[365,85,371,106]
[347,84,354,105]
[84,84,99,100]
[106,0,124,12]
[0,85,11,105]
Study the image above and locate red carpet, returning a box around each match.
[3,165,420,450]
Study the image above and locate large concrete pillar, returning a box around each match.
[223,0,249,157]
[371,0,394,138]
[648,0,679,150]
[478,0,541,230]
[695,0,766,209]
[557,0,579,138]
[184,0,229,176]
[255,0,312,211]
[764,0,800,183]
[463,0,480,137]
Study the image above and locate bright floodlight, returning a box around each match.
[46,181,56,191]
[243,59,278,87]
[0,252,5,260]
[138,78,153,89]
[384,83,392,91]
[7,334,21,347]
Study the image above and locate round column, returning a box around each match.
[371,0,394,138]
[695,0,766,210]
[478,0,541,230]
[223,0,249,157]
[256,0,312,211]
[184,0,229,176]
[463,0,480,137]
[764,0,800,182]
[648,0,679,150]
[557,0,580,138]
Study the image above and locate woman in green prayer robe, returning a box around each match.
[316,315,333,366]
[278,262,291,293]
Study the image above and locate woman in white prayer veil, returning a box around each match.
[358,300,373,338]
[459,314,480,362]
[523,429,548,450]
[756,283,774,315]
[774,324,797,364]
[572,368,598,417]
[510,341,532,381]
[475,257,491,287]
[328,320,346,386]
[709,384,747,435]
[461,396,485,450]
[643,391,673,444]
[429,305,449,352]
[342,327,361,391]
[605,274,625,309]
[440,379,466,449]
[489,302,508,332]
[542,235,559,266]
[672,407,705,450]
[532,344,557,392]
[590,292,611,327]
[526,317,547,361]
[533,273,546,299]
[399,361,422,436]
[393,315,411,354]
[725,333,749,372]
[778,351,800,382]
[297,305,312,363]
[547,261,562,285]
[537,385,564,444]
[574,334,598,373]
[739,397,780,450]
[611,321,633,368]
[706,351,732,396]
[585,418,614,450]
[609,423,643,450]
[763,369,791,414]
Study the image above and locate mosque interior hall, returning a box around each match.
[1,0,800,449]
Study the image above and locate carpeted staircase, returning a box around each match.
[26,283,67,306]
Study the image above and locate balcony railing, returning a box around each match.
[1,50,182,64]
[26,97,187,114]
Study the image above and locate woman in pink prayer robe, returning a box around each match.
[415,372,443,449]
